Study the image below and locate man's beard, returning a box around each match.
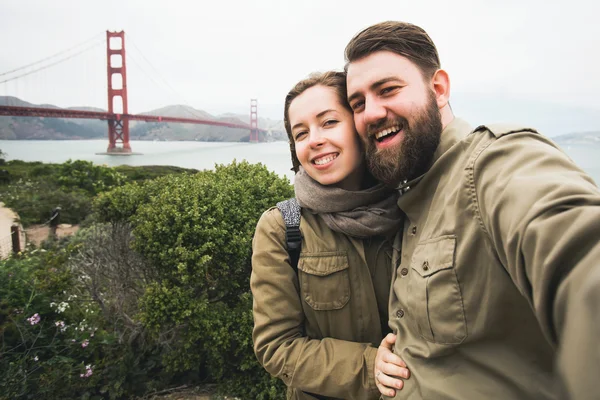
[364,92,442,187]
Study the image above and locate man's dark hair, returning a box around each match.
[344,21,441,79]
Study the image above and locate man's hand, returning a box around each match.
[375,333,410,397]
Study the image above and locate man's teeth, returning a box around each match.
[314,154,337,165]
[375,126,400,140]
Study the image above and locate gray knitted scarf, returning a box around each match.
[294,167,403,238]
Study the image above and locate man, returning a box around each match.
[49,206,61,240]
[344,21,600,399]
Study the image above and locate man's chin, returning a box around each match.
[367,152,405,187]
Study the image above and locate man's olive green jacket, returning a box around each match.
[387,118,600,400]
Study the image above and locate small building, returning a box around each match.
[0,202,25,259]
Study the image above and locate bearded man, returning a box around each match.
[345,20,600,400]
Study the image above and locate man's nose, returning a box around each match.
[364,98,387,127]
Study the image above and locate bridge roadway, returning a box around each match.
[0,105,266,132]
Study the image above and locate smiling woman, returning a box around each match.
[288,83,364,190]
[250,71,407,400]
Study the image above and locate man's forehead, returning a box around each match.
[346,56,381,93]
[347,51,415,95]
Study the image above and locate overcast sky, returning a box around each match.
[0,0,598,124]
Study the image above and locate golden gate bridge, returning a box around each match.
[0,31,265,154]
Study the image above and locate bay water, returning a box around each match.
[1,139,599,186]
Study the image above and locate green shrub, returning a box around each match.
[1,180,91,226]
[133,162,292,300]
[0,160,128,226]
[0,239,174,399]
[0,246,98,399]
[0,160,195,227]
[4,160,292,399]
[92,179,165,224]
[114,165,196,183]
[56,160,126,196]
[97,160,292,398]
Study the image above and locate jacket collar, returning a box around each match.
[396,117,472,194]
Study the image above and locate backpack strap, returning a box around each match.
[276,199,328,400]
[276,198,302,272]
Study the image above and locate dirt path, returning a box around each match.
[0,201,81,255]
[25,223,80,247]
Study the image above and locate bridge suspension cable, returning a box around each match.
[126,33,212,121]
[0,38,105,85]
[0,32,105,78]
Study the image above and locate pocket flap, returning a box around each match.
[410,236,456,277]
[298,252,349,276]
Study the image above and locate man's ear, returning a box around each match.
[431,69,450,109]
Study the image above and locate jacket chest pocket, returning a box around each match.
[407,235,467,344]
[298,252,350,311]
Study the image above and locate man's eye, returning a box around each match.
[381,86,399,95]
[351,101,365,112]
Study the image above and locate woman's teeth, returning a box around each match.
[314,154,337,165]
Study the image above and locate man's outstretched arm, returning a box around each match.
[473,131,600,399]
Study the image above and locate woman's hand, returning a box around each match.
[374,333,410,397]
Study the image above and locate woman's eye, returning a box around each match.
[323,120,339,127]
[294,131,307,141]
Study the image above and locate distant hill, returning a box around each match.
[6,93,595,143]
[0,97,287,142]
[130,104,285,142]
[451,92,600,137]
[552,131,600,145]
[218,112,286,140]
[0,96,106,140]
[219,113,285,133]
[0,96,58,109]
[140,104,214,120]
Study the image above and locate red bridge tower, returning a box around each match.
[106,31,131,153]
[249,98,259,143]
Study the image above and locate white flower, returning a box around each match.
[56,302,69,313]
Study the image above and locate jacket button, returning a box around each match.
[411,226,417,235]
[422,261,429,271]
[396,309,405,318]
[400,268,408,276]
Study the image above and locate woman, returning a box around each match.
[251,71,408,400]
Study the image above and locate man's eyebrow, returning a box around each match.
[347,91,361,106]
[291,109,337,131]
[348,77,405,104]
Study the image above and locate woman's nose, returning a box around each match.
[308,131,326,148]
